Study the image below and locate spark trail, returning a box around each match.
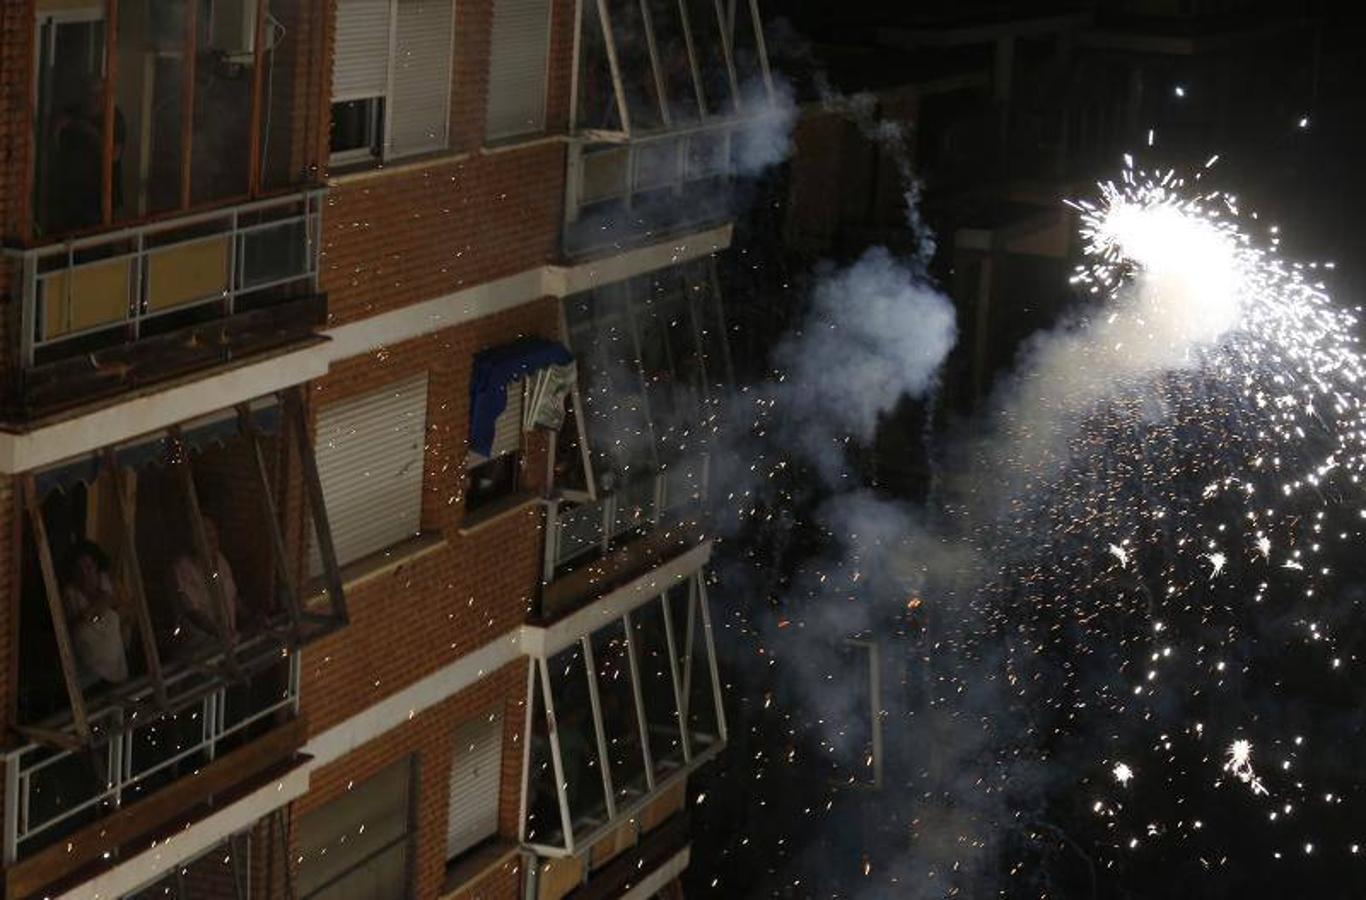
[943,157,1366,879]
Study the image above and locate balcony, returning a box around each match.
[520,569,726,858]
[564,0,778,254]
[3,387,346,886]
[4,642,298,865]
[542,459,710,616]
[6,191,325,416]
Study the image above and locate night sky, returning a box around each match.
[681,3,1366,897]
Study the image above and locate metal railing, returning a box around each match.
[3,637,301,864]
[564,118,755,253]
[545,456,711,579]
[9,190,324,368]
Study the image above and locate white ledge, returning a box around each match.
[522,540,714,659]
[59,760,310,900]
[0,342,331,474]
[323,224,734,364]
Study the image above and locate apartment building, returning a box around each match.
[0,0,773,897]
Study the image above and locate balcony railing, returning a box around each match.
[544,457,710,580]
[3,637,300,864]
[6,191,324,409]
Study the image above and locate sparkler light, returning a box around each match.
[970,156,1366,871]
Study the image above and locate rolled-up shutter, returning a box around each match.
[485,0,551,140]
[388,0,455,157]
[310,372,429,573]
[447,714,504,860]
[333,0,392,101]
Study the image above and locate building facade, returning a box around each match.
[0,0,772,897]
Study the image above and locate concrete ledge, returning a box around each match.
[0,340,331,474]
[522,540,713,659]
[51,756,310,900]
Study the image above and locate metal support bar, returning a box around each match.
[580,635,618,819]
[285,387,348,624]
[103,449,168,709]
[238,404,305,642]
[696,576,727,742]
[538,656,577,852]
[658,590,692,763]
[622,610,657,790]
[22,474,91,742]
[170,426,241,672]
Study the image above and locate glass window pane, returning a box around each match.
[645,0,700,123]
[727,0,767,100]
[547,646,609,838]
[296,757,411,897]
[523,667,566,848]
[629,598,684,775]
[191,0,256,204]
[681,580,721,753]
[126,832,251,899]
[577,0,623,132]
[555,499,605,568]
[115,0,189,220]
[681,0,735,117]
[566,286,655,483]
[591,619,649,807]
[605,0,664,131]
[239,218,310,289]
[34,15,109,234]
[261,0,309,188]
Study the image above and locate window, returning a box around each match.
[485,0,551,141]
[446,714,504,860]
[297,757,414,899]
[312,372,429,572]
[123,830,254,899]
[330,97,385,162]
[32,0,310,238]
[330,0,454,164]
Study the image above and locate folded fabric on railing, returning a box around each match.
[469,338,574,458]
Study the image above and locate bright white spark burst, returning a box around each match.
[1041,157,1364,857]
[1224,739,1269,796]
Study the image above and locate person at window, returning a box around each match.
[169,517,240,648]
[50,79,124,232]
[62,540,131,689]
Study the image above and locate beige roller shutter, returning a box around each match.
[446,714,504,860]
[485,0,551,140]
[310,372,429,574]
[332,0,392,101]
[388,0,455,157]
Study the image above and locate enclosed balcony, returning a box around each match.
[520,570,726,858]
[2,387,345,893]
[564,0,778,254]
[542,260,730,610]
[6,191,324,416]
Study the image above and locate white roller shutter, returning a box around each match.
[310,372,429,574]
[388,0,455,157]
[446,714,504,860]
[485,0,551,140]
[332,0,392,101]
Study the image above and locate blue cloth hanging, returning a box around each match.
[469,338,573,457]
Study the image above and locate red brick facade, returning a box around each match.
[0,0,696,895]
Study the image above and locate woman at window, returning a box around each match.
[62,540,132,689]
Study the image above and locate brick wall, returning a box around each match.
[320,144,566,328]
[300,297,560,736]
[295,658,528,900]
